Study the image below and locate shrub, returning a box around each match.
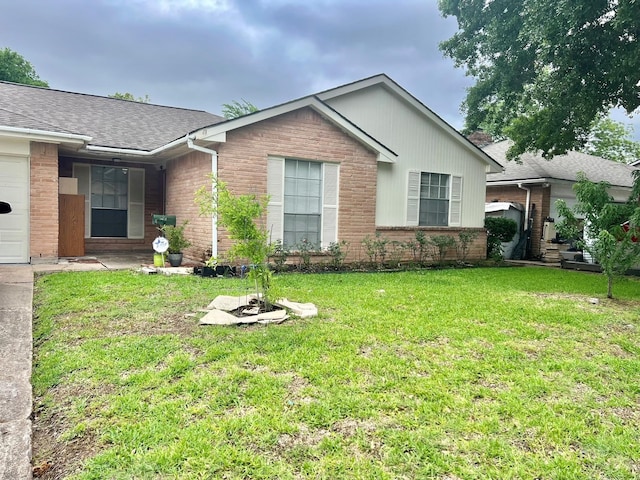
[484,217,517,261]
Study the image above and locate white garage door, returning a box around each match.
[0,155,29,263]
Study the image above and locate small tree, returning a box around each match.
[457,230,479,263]
[429,235,457,266]
[555,172,640,299]
[196,176,273,306]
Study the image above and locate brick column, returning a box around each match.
[30,142,59,263]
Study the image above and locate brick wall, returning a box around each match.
[165,150,212,262]
[30,142,59,262]
[486,184,551,257]
[214,108,378,262]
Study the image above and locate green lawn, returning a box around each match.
[32,267,640,479]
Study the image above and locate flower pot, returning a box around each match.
[167,253,183,267]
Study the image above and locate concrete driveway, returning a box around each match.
[0,266,33,480]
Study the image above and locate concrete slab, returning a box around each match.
[0,383,32,423]
[0,265,32,480]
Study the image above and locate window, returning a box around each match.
[420,172,449,226]
[90,166,128,236]
[283,159,322,248]
[267,157,338,250]
[73,164,145,239]
[406,171,462,227]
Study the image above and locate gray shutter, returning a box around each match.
[128,168,145,239]
[322,163,339,248]
[449,175,462,226]
[267,157,284,243]
[72,163,91,238]
[406,170,420,226]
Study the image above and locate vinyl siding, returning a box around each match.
[324,85,488,228]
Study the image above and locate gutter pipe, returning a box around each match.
[517,183,531,231]
[186,138,219,258]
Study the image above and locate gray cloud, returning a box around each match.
[2,0,474,132]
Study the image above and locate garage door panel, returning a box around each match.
[0,155,29,263]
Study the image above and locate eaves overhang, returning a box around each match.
[0,125,91,147]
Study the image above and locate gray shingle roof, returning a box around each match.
[485,140,638,188]
[0,81,224,151]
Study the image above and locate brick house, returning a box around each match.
[0,74,502,265]
[485,140,638,259]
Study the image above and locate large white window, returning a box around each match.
[267,157,338,249]
[407,171,462,227]
[284,159,322,247]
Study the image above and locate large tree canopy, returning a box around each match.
[439,0,640,159]
[0,47,48,87]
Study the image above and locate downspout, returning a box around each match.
[187,138,218,257]
[517,183,531,231]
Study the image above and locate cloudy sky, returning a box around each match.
[2,0,638,139]
[1,0,473,129]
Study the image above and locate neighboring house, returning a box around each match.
[0,74,501,265]
[485,140,638,259]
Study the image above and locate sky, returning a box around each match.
[1,0,638,139]
[1,0,473,129]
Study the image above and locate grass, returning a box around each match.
[32,267,640,479]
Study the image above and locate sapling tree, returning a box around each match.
[555,172,640,299]
[195,175,273,307]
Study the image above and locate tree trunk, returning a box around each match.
[607,275,613,299]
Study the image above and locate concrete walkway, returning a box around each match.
[0,253,151,479]
[0,266,33,480]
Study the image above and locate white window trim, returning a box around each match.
[267,156,339,249]
[406,170,463,227]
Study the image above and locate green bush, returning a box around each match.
[484,217,517,261]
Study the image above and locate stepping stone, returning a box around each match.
[206,294,255,312]
[275,299,318,318]
[199,309,243,326]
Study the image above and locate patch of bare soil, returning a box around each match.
[32,408,99,479]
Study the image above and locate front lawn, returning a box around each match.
[32,267,640,479]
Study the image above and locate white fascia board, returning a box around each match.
[85,134,190,156]
[486,178,551,187]
[0,126,91,145]
[191,96,397,163]
[318,74,503,172]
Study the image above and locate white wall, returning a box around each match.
[325,85,489,228]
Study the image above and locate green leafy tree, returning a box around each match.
[585,117,640,164]
[556,172,640,298]
[0,47,48,87]
[109,92,150,103]
[439,0,640,160]
[195,175,273,306]
[222,99,258,119]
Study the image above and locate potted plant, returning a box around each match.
[162,222,191,267]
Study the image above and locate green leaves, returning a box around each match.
[439,0,640,158]
[0,47,48,87]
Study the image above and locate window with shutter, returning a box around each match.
[407,171,463,227]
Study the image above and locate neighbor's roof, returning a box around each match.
[485,140,638,188]
[0,81,224,151]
